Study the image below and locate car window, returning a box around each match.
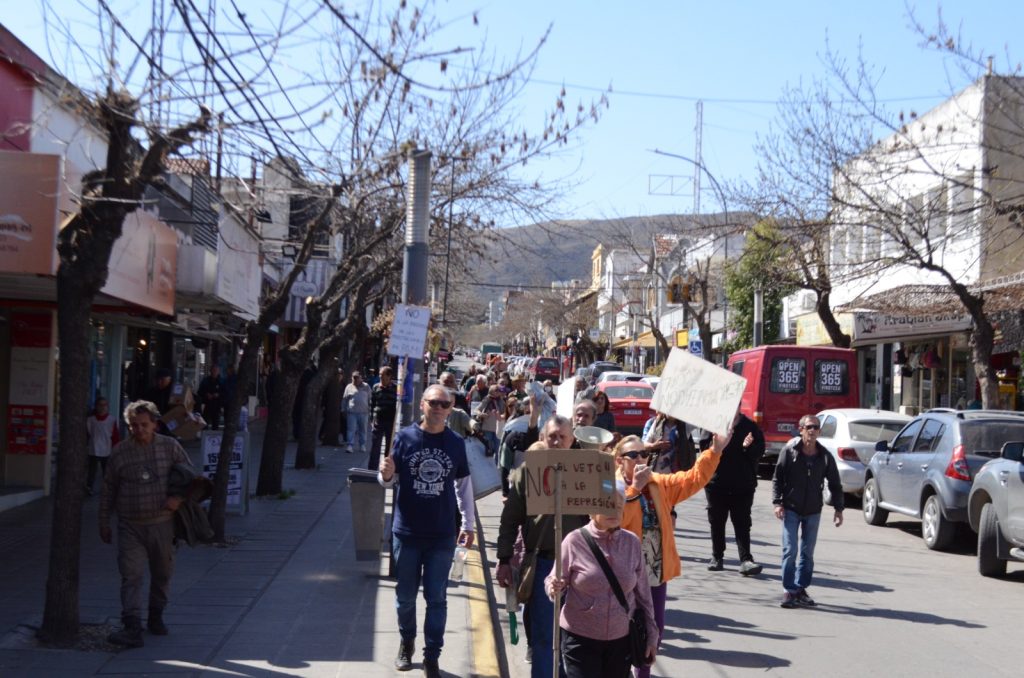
[960,421,1024,458]
[536,358,559,369]
[912,419,945,452]
[890,419,924,453]
[731,360,745,376]
[814,359,849,396]
[818,415,837,438]
[848,421,906,443]
[769,358,805,394]
[604,386,653,399]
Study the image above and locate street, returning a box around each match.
[476,460,1022,678]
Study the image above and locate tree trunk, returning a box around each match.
[40,283,91,645]
[816,290,852,348]
[961,296,999,408]
[209,324,261,542]
[698,317,713,362]
[296,357,337,469]
[256,365,301,496]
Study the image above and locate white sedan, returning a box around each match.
[785,408,911,502]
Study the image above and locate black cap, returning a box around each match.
[156,368,172,379]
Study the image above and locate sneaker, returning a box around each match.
[525,645,533,663]
[739,560,763,576]
[707,557,724,571]
[780,593,797,609]
[795,590,817,607]
[395,639,414,671]
[108,617,144,648]
[422,657,441,678]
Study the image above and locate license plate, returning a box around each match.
[777,423,795,432]
[625,409,642,415]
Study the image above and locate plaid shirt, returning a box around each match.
[99,433,192,528]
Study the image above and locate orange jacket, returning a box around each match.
[620,450,721,584]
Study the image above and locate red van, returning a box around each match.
[726,346,860,476]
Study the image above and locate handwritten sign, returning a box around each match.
[387,304,431,358]
[649,347,746,435]
[522,449,617,516]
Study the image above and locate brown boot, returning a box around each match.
[108,616,144,648]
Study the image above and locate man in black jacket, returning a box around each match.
[772,414,844,609]
[705,412,765,575]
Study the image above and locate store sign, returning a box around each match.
[102,210,177,315]
[0,151,60,276]
[853,312,972,342]
[7,312,53,455]
[202,430,248,514]
[796,313,855,346]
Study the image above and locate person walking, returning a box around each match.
[772,414,844,609]
[197,365,225,430]
[342,371,371,455]
[368,365,397,470]
[546,494,658,678]
[378,384,475,677]
[615,432,726,678]
[85,397,120,496]
[99,400,193,647]
[705,411,766,575]
[592,391,616,433]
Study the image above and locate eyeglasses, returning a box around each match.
[425,399,453,409]
[801,424,820,431]
[621,450,650,460]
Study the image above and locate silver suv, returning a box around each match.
[968,440,1024,577]
[863,410,1024,550]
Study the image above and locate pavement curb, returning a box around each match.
[468,504,509,678]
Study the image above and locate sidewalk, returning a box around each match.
[0,420,504,678]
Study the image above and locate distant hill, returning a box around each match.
[469,212,745,306]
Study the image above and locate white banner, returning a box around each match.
[556,380,576,420]
[387,304,431,357]
[649,347,745,435]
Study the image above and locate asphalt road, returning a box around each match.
[447,355,1023,678]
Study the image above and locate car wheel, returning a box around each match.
[977,503,1007,577]
[862,478,888,526]
[921,494,955,550]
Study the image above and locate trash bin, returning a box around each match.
[347,468,386,561]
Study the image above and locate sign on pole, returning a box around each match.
[650,347,746,436]
[688,338,703,356]
[201,430,249,515]
[522,449,617,516]
[387,304,432,357]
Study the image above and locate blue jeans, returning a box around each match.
[393,534,456,660]
[483,431,500,458]
[781,510,822,593]
[346,413,368,452]
[530,557,566,678]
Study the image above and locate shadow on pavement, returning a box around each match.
[802,576,893,593]
[662,609,796,641]
[657,644,792,670]
[814,604,986,627]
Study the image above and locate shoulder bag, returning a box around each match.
[579,528,650,668]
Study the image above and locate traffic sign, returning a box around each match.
[688,338,703,355]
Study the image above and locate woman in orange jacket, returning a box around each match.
[615,431,728,678]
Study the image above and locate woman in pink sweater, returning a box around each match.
[546,494,658,678]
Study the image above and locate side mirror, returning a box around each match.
[874,440,889,453]
[1000,441,1024,463]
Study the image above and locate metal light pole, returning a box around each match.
[441,162,455,325]
[401,149,431,426]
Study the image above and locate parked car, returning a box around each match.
[727,345,860,476]
[784,408,910,504]
[597,381,654,435]
[528,356,561,383]
[968,440,1024,577]
[863,410,1024,550]
[596,371,645,384]
[588,361,623,384]
[641,376,660,391]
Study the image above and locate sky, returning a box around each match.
[5,0,1024,224]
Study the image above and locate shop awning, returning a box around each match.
[611,331,657,350]
[839,281,1024,316]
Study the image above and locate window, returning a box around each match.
[819,415,837,439]
[769,358,806,394]
[731,360,745,377]
[848,421,906,443]
[604,386,653,400]
[814,360,849,396]
[890,419,924,454]
[912,419,945,452]
[960,422,1024,458]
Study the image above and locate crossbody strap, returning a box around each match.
[579,528,629,614]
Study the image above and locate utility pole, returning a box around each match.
[400,149,431,426]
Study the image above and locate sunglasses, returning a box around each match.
[425,399,453,409]
[801,424,820,431]
[621,450,650,460]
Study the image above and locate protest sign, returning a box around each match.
[556,379,576,419]
[387,304,431,357]
[649,347,746,435]
[523,449,617,516]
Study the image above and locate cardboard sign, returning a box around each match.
[523,449,617,516]
[649,347,746,436]
[388,304,431,357]
[202,430,248,514]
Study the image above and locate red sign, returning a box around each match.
[7,405,48,455]
[10,312,52,348]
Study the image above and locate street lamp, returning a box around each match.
[649,148,733,364]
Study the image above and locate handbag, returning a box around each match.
[515,550,537,604]
[579,528,650,668]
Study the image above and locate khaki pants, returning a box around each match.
[117,519,176,619]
